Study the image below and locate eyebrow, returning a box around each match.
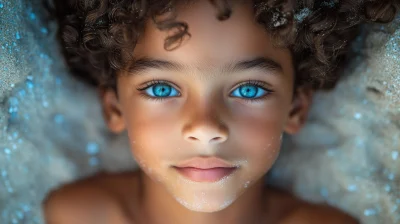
[126,56,283,76]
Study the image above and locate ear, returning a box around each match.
[98,87,126,133]
[283,86,314,135]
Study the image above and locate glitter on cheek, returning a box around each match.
[244,180,251,188]
[263,143,271,151]
[219,197,236,210]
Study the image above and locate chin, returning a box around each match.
[173,193,238,213]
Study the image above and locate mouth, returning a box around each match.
[173,156,238,182]
[173,167,237,182]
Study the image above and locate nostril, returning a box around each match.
[188,136,197,141]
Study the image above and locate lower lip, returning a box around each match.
[174,167,237,182]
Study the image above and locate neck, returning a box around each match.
[137,170,268,224]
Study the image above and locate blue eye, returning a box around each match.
[144,83,180,98]
[136,79,272,102]
[230,83,270,102]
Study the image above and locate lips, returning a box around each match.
[175,156,236,169]
[174,167,237,182]
[173,157,238,182]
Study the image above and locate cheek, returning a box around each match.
[123,106,178,169]
[232,102,288,169]
[127,128,170,183]
[238,123,283,169]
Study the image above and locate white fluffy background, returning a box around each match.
[0,0,398,223]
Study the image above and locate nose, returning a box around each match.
[183,105,228,145]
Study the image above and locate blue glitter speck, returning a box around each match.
[347,184,357,192]
[320,187,329,197]
[18,89,26,96]
[354,113,362,120]
[25,79,34,89]
[21,204,30,212]
[364,208,378,216]
[4,148,11,154]
[388,173,395,180]
[53,114,64,124]
[29,12,36,20]
[0,3,3,8]
[384,184,391,192]
[392,151,399,160]
[86,142,99,155]
[89,157,99,166]
[7,187,14,193]
[15,32,21,40]
[40,27,48,34]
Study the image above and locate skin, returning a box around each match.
[43,1,359,224]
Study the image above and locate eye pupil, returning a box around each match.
[154,84,171,97]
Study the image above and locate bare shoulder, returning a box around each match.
[281,202,359,224]
[43,171,140,224]
[264,187,359,224]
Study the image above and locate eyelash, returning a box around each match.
[136,79,273,103]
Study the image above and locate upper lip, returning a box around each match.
[174,157,237,169]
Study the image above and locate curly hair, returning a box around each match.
[52,0,399,91]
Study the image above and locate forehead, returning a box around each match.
[132,0,293,75]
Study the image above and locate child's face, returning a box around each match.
[102,1,311,212]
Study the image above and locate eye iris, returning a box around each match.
[239,85,258,98]
[153,84,172,97]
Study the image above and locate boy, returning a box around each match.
[44,0,398,223]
